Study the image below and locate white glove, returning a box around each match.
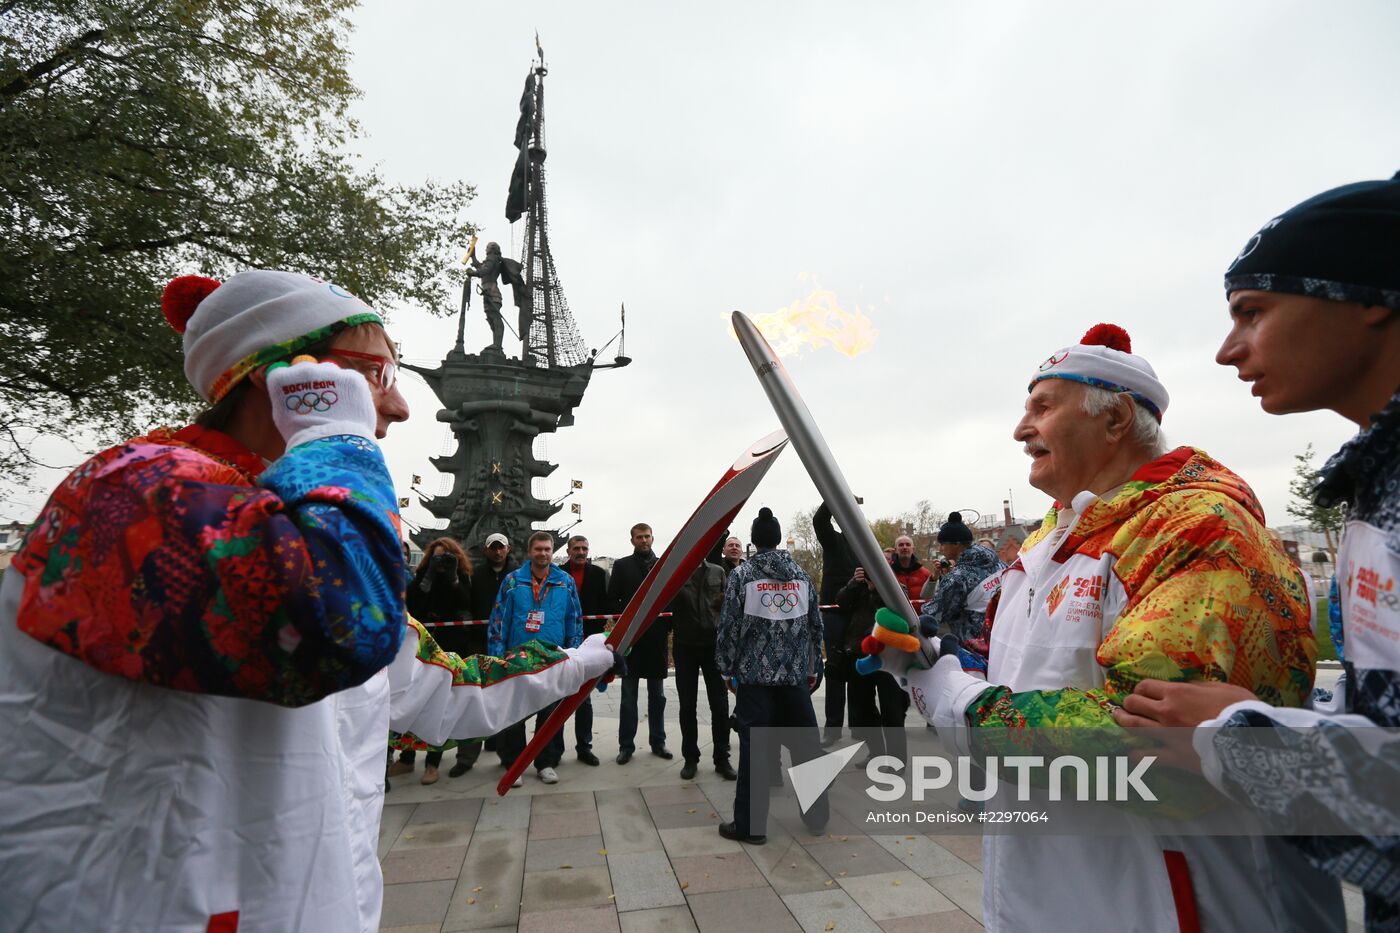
[266,358,377,449]
[568,633,621,683]
[905,653,991,756]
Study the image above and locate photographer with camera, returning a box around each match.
[917,512,1005,643]
[391,537,482,783]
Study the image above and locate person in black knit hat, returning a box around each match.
[1116,171,1400,931]
[716,507,827,845]
[918,512,1006,644]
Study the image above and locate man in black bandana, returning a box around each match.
[1114,171,1400,931]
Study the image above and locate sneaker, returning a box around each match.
[820,731,840,748]
[680,761,698,781]
[421,765,439,785]
[538,767,560,784]
[387,760,415,777]
[577,749,600,767]
[512,775,524,789]
[715,761,737,781]
[448,762,472,778]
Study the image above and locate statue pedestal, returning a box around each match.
[403,353,593,553]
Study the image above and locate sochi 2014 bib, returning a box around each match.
[744,579,809,620]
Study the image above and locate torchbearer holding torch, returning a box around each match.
[0,270,620,932]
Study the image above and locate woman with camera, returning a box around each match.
[391,537,483,783]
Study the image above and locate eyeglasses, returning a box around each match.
[327,348,397,391]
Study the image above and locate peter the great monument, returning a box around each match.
[406,46,628,553]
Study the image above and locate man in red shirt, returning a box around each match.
[890,534,931,605]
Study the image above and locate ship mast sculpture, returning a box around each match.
[407,43,629,554]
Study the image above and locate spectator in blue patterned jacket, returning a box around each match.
[716,507,826,845]
[917,512,1006,644]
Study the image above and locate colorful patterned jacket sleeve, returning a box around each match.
[966,492,1316,731]
[388,617,600,745]
[14,433,404,707]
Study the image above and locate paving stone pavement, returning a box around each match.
[378,681,985,932]
[379,680,1371,932]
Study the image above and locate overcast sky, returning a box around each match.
[10,2,1399,560]
[342,0,1400,558]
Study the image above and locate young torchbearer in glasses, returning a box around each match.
[1112,173,1400,932]
[0,270,619,932]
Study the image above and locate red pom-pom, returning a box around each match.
[161,275,221,334]
[1080,323,1132,353]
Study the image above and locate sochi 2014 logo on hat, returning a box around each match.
[1038,350,1069,372]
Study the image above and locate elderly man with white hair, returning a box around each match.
[880,324,1344,931]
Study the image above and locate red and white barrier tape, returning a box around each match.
[419,600,927,628]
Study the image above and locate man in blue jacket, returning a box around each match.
[717,507,827,844]
[489,530,584,785]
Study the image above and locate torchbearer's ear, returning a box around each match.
[1104,394,1136,443]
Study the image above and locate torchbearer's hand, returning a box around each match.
[1112,679,1258,729]
[568,633,620,686]
[854,607,930,683]
[267,357,377,449]
[904,653,993,754]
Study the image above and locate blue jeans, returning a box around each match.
[733,683,828,837]
[618,676,667,753]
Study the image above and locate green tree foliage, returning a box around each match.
[1286,443,1345,560]
[0,0,473,475]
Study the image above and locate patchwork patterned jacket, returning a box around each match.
[962,446,1316,730]
[716,548,823,686]
[12,424,407,706]
[1197,388,1400,928]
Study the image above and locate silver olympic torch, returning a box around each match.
[731,310,939,667]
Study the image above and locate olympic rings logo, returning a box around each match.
[760,592,801,612]
[285,390,338,414]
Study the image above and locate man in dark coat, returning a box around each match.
[668,560,735,781]
[471,531,517,766]
[610,522,673,763]
[813,502,856,745]
[564,535,609,766]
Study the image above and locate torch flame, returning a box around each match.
[735,289,878,359]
